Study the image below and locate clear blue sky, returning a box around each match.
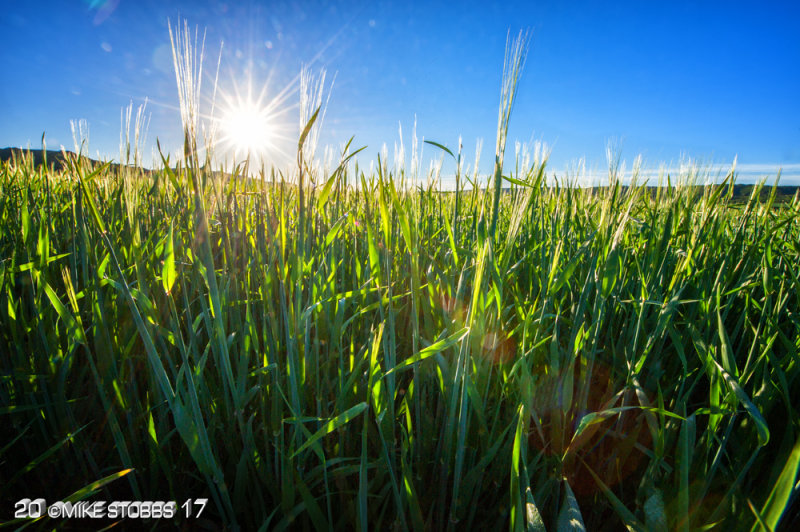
[2,1,799,184]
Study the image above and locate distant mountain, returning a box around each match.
[0,147,160,176]
[0,147,78,171]
[0,147,223,178]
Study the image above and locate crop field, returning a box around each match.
[2,29,800,532]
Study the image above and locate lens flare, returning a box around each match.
[84,0,120,25]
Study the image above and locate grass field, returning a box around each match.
[2,29,800,532]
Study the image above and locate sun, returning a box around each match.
[220,99,274,156]
[213,72,295,168]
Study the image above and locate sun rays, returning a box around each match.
[211,67,334,172]
[167,18,307,172]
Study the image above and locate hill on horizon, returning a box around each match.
[2,146,799,202]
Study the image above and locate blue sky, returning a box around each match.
[1,1,799,184]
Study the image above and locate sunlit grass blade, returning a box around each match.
[750,433,800,531]
[291,402,368,459]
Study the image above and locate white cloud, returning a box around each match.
[549,160,800,187]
